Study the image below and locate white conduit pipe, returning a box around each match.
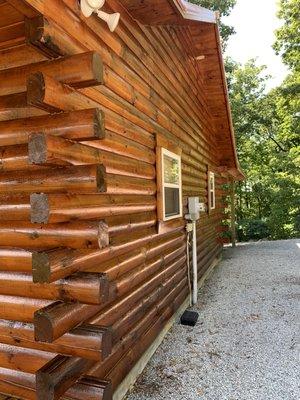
[192,220,198,305]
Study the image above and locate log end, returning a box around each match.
[98,221,109,249]
[28,132,47,164]
[78,324,112,360]
[100,326,112,360]
[25,16,63,58]
[34,308,54,343]
[32,251,51,283]
[94,108,105,138]
[96,165,107,192]
[74,377,112,400]
[27,72,46,106]
[92,52,104,85]
[30,193,49,223]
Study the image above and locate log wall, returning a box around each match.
[0,0,228,398]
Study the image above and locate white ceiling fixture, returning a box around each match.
[80,0,120,32]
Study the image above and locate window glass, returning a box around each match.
[159,148,182,221]
[163,154,179,185]
[164,187,180,217]
[209,171,215,210]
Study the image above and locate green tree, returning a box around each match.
[273,0,300,71]
[227,59,300,240]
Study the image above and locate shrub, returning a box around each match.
[237,219,270,241]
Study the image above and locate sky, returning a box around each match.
[223,0,289,90]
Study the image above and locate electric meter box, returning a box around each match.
[187,197,206,220]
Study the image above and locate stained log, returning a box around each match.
[0,108,105,147]
[0,164,106,194]
[30,193,156,223]
[0,295,51,322]
[31,227,182,283]
[0,343,52,374]
[0,51,103,96]
[34,302,100,343]
[25,15,82,58]
[28,133,156,179]
[0,368,112,400]
[0,271,109,304]
[27,72,99,113]
[0,221,109,250]
[36,355,95,400]
[0,321,112,361]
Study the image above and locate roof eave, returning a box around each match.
[172,0,217,23]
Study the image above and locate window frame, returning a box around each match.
[159,147,182,221]
[208,170,215,211]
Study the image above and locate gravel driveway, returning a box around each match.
[126,239,300,400]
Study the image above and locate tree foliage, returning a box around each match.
[273,0,300,71]
[227,59,300,240]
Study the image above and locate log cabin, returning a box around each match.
[0,0,244,399]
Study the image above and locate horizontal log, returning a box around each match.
[0,221,109,249]
[104,174,156,195]
[110,248,185,300]
[33,248,186,343]
[82,130,155,164]
[89,252,187,328]
[36,355,95,400]
[86,231,184,278]
[31,226,177,283]
[90,276,187,379]
[0,108,105,147]
[0,294,51,322]
[0,321,112,361]
[0,193,30,221]
[107,212,157,237]
[0,21,25,51]
[0,164,106,193]
[28,133,156,179]
[30,193,156,223]
[0,144,41,172]
[0,43,46,71]
[34,301,100,342]
[0,271,109,304]
[27,72,99,113]
[0,92,27,110]
[111,267,186,344]
[106,289,188,389]
[0,343,52,374]
[25,15,82,58]
[0,368,112,400]
[0,51,103,96]
[0,247,32,272]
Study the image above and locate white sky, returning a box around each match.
[223,0,289,90]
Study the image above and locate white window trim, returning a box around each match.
[209,171,215,210]
[161,148,182,221]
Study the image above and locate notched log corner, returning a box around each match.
[94,108,105,138]
[32,251,50,283]
[28,134,47,165]
[96,165,107,193]
[30,193,49,223]
[98,220,109,249]
[25,16,63,59]
[36,354,94,400]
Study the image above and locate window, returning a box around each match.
[159,148,182,221]
[208,171,215,211]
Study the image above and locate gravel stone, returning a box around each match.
[126,239,300,400]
